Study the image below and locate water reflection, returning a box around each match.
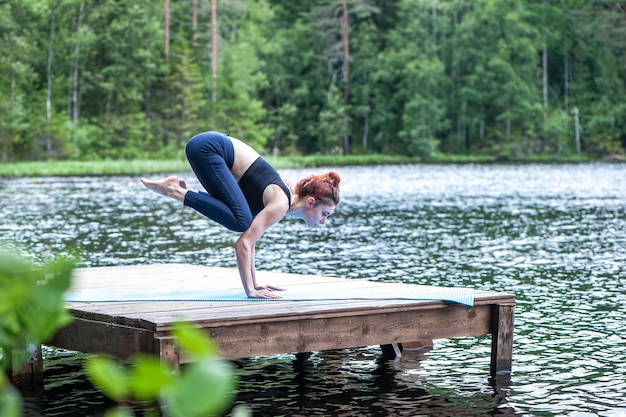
[2,163,626,416]
[234,349,515,417]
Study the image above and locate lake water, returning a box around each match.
[1,163,625,417]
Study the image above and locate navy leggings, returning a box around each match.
[184,132,253,232]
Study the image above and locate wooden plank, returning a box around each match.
[64,290,513,323]
[157,304,493,361]
[64,293,512,326]
[63,300,443,331]
[149,302,474,329]
[49,317,156,359]
[65,297,495,330]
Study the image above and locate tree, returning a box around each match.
[0,249,74,417]
[1,0,625,161]
[380,0,448,157]
[0,1,42,161]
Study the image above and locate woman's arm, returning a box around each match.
[249,243,285,293]
[234,191,288,298]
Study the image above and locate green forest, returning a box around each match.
[1,0,625,163]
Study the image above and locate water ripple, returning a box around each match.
[2,163,625,416]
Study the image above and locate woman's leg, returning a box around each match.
[183,132,253,232]
[140,176,187,202]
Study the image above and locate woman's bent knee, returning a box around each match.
[186,132,217,156]
[232,215,253,233]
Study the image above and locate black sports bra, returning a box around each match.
[238,157,291,216]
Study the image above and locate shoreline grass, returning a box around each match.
[0,153,599,177]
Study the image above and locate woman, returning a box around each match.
[141,131,341,299]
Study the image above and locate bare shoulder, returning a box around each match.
[229,137,261,178]
[243,187,289,238]
[229,137,259,159]
[263,184,291,214]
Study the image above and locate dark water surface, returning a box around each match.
[1,163,625,417]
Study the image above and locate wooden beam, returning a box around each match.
[172,304,492,361]
[49,318,155,360]
[490,303,515,383]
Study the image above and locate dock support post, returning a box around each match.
[157,338,180,371]
[7,340,44,387]
[490,303,515,385]
[380,343,403,359]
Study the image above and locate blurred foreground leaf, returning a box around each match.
[171,322,219,360]
[84,356,130,402]
[129,355,173,400]
[0,248,75,417]
[0,250,74,351]
[86,321,240,417]
[162,359,237,417]
[103,406,135,417]
[0,375,22,417]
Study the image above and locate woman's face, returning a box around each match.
[303,201,335,228]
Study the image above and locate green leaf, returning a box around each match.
[163,359,236,417]
[128,355,173,400]
[42,256,75,292]
[0,250,75,371]
[0,382,23,417]
[84,356,129,402]
[171,322,218,360]
[103,405,135,417]
[0,251,32,276]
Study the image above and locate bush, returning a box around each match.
[0,249,75,417]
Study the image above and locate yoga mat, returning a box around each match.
[65,285,474,306]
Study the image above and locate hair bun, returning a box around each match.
[294,171,341,205]
[327,171,341,187]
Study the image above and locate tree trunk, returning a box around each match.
[573,107,580,154]
[70,2,84,127]
[362,109,369,152]
[211,0,217,103]
[164,0,170,61]
[46,12,55,155]
[542,44,548,152]
[506,117,511,140]
[480,103,484,141]
[3,54,15,162]
[192,0,198,44]
[341,0,350,155]
[563,49,569,111]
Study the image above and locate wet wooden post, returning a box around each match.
[157,337,180,372]
[8,340,44,387]
[490,303,515,384]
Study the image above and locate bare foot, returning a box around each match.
[140,176,188,202]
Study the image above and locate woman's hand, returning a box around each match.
[247,286,285,299]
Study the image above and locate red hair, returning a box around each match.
[295,171,341,206]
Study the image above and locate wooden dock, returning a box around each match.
[44,264,514,382]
